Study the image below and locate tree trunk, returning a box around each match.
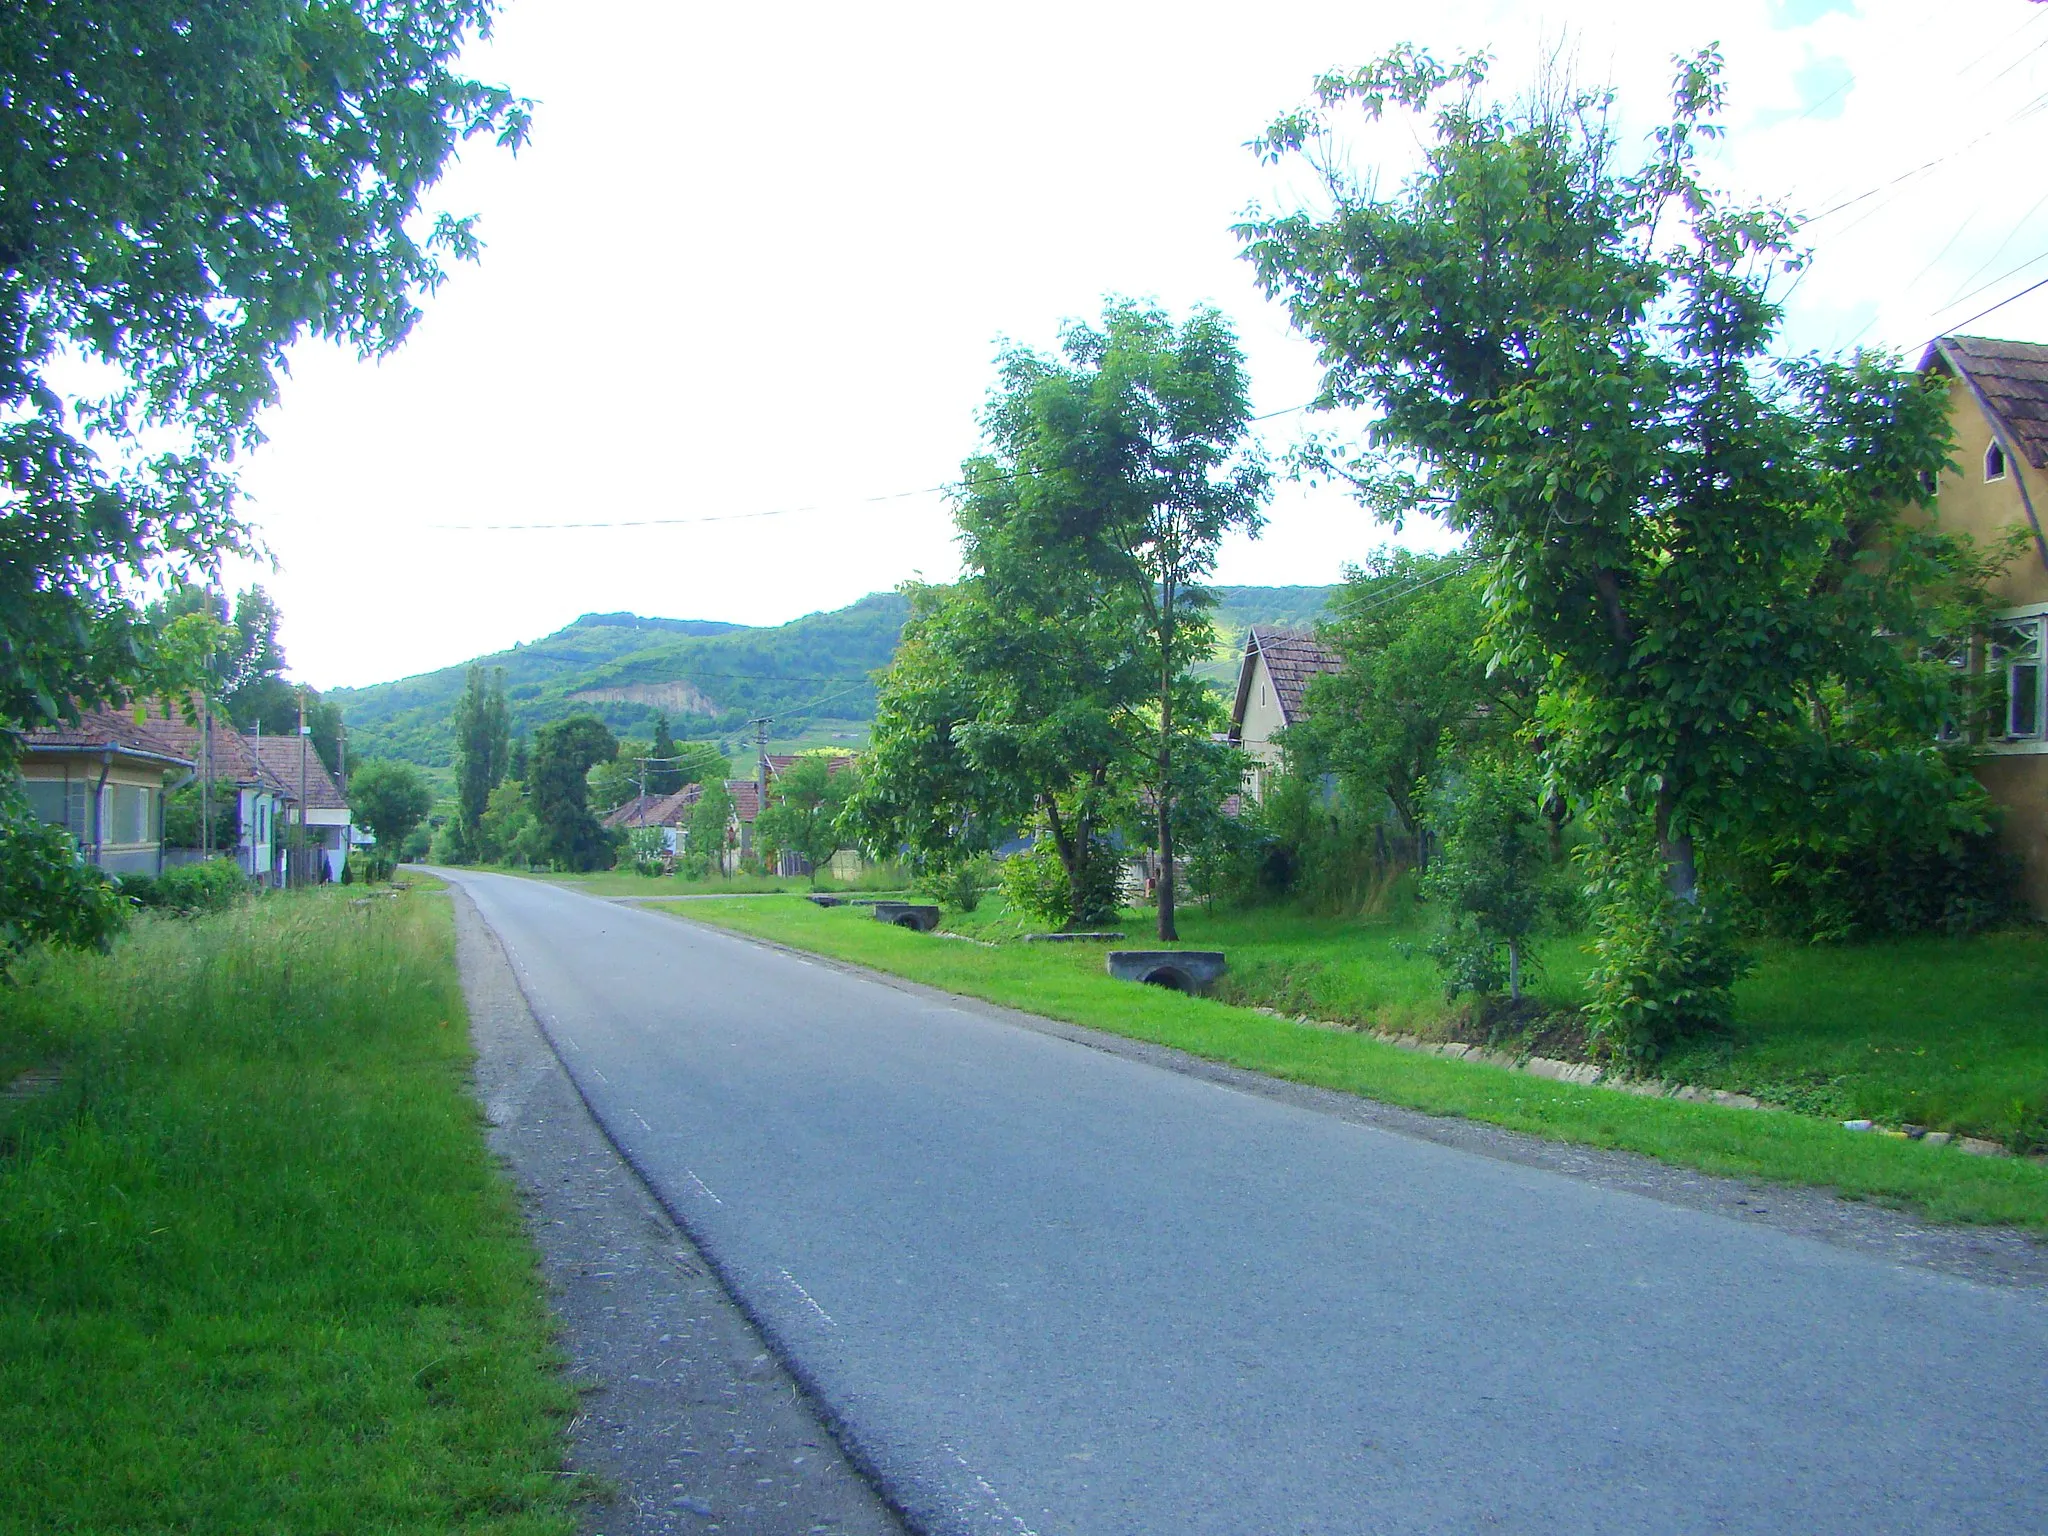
[1044,796,1089,931]
[1655,783,1700,904]
[1544,791,1566,865]
[1157,583,1177,943]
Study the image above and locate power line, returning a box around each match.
[1802,89,2048,228]
[428,403,1319,533]
[1924,271,2048,344]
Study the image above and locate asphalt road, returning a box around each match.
[445,869,2048,1536]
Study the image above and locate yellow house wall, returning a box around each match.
[19,755,174,871]
[1972,754,2048,913]
[1929,371,2048,607]
[1926,370,2048,912]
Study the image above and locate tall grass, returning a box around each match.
[0,887,577,1535]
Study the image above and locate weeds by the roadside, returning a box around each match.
[0,885,578,1535]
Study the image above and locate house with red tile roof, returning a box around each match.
[17,705,193,876]
[250,733,353,883]
[147,710,295,884]
[1227,627,1343,801]
[1918,333,2048,910]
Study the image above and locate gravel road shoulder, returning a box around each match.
[448,882,908,1536]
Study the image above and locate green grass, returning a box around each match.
[926,899,2048,1143]
[0,883,579,1535]
[658,894,2048,1230]
[522,863,912,899]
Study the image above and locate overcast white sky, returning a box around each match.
[228,0,2048,689]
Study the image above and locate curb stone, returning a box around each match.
[1259,1009,2027,1159]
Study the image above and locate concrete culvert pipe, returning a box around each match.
[1106,950,1227,994]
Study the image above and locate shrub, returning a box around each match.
[916,854,995,913]
[999,833,1122,928]
[1582,827,1749,1066]
[3,802,127,968]
[1714,748,2022,942]
[1422,755,1550,1003]
[130,859,250,916]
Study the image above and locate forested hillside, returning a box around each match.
[332,585,1339,768]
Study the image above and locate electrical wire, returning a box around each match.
[1923,271,2048,345]
[428,403,1319,533]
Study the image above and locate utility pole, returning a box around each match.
[297,690,310,887]
[199,698,212,862]
[751,716,771,803]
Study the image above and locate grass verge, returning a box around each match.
[477,864,910,900]
[663,895,2048,1231]
[0,882,579,1534]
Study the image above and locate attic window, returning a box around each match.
[1987,441,2008,482]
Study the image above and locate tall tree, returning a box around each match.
[854,575,1151,929]
[529,716,617,872]
[453,665,511,838]
[0,1,524,952]
[971,302,1269,940]
[648,713,682,796]
[1291,550,1519,849]
[348,759,433,876]
[755,757,858,886]
[687,779,736,877]
[1240,47,1980,1048]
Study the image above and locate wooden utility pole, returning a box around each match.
[297,690,310,886]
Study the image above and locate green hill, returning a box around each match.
[331,584,1342,769]
[329,594,907,767]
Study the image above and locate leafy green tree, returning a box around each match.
[854,578,1149,928]
[148,583,349,776]
[687,780,736,877]
[452,664,511,847]
[587,735,655,816]
[1241,46,1983,1050]
[756,756,857,885]
[967,301,1269,941]
[648,714,682,795]
[348,759,433,877]
[1422,755,1550,1005]
[0,1,521,951]
[479,779,544,868]
[530,716,618,871]
[163,778,241,852]
[1292,551,1514,848]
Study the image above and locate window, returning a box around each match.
[23,779,65,830]
[109,784,149,844]
[1986,441,2008,482]
[1988,615,2045,740]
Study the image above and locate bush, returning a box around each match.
[916,854,994,913]
[1422,755,1551,1003]
[1714,748,2022,942]
[429,816,477,866]
[624,826,668,874]
[1205,769,1410,916]
[2,802,126,968]
[127,859,250,916]
[1582,828,1749,1066]
[998,833,1122,928]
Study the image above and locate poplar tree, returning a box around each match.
[453,665,511,839]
